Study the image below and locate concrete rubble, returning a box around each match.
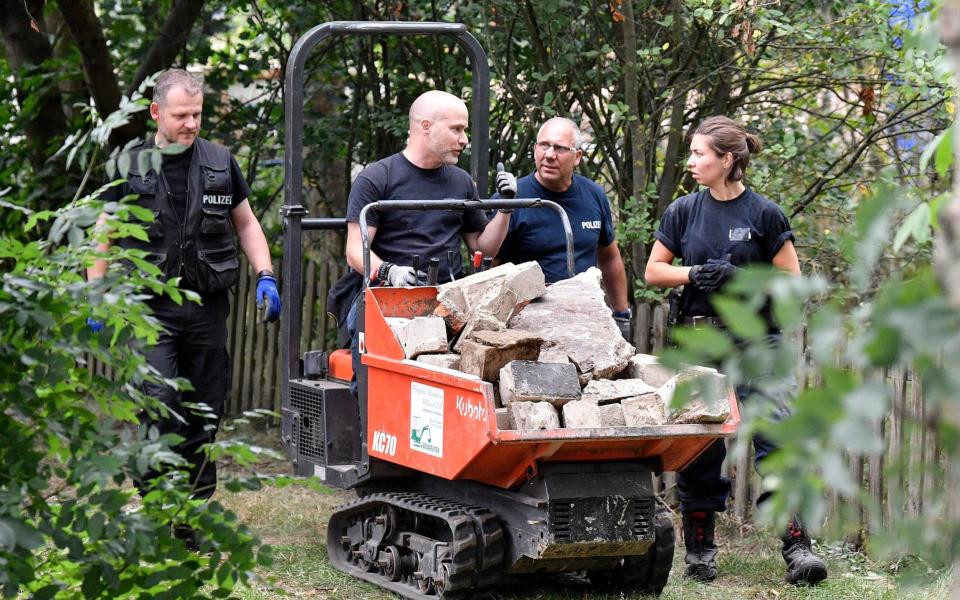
[507,268,634,381]
[580,378,658,405]
[626,353,677,388]
[381,263,732,433]
[434,261,546,345]
[659,366,730,424]
[384,316,448,359]
[508,401,560,430]
[561,400,602,428]
[458,329,542,382]
[415,353,461,371]
[498,360,581,407]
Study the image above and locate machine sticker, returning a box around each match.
[372,429,398,456]
[456,395,487,422]
[410,382,444,457]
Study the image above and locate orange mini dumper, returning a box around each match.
[278,21,739,600]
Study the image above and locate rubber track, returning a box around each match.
[327,492,503,600]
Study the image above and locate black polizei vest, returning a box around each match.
[119,137,240,293]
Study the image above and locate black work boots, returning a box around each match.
[781,517,828,585]
[682,512,828,586]
[682,511,718,582]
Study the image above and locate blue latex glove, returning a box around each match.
[256,273,281,323]
[87,317,104,333]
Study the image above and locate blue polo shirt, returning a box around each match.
[496,173,615,283]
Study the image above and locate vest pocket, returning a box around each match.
[200,206,230,234]
[194,248,239,292]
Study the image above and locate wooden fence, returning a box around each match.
[89,259,943,530]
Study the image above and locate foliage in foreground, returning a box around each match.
[0,189,275,597]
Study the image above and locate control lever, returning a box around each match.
[472,251,483,274]
[427,257,440,285]
[412,254,421,285]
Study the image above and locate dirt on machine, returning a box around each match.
[278,21,739,600]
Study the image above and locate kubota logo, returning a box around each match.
[456,395,486,422]
[372,430,397,456]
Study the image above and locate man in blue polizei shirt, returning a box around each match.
[495,117,632,340]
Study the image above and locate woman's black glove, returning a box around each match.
[689,259,737,292]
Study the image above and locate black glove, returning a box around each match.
[689,259,737,293]
[613,309,632,343]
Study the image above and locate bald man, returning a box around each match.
[335,90,513,392]
[344,90,511,284]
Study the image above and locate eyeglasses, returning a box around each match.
[534,141,578,155]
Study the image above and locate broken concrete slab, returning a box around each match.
[626,354,677,388]
[435,261,546,333]
[598,403,626,427]
[415,353,461,371]
[495,407,511,430]
[580,378,658,405]
[507,268,634,381]
[660,367,729,424]
[561,400,602,428]
[622,393,666,426]
[508,401,560,430]
[499,360,582,407]
[384,316,448,358]
[537,348,571,364]
[458,331,542,382]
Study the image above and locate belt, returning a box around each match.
[679,315,725,328]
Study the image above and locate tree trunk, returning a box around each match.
[54,0,144,145]
[0,0,67,171]
[125,0,207,98]
[656,0,689,218]
[620,0,646,293]
[935,2,960,595]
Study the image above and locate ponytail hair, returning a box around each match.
[694,116,762,182]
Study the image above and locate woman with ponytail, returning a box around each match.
[644,116,827,586]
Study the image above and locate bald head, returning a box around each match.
[404,90,470,169]
[408,90,467,129]
[537,117,582,149]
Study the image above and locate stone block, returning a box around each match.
[495,408,511,430]
[384,316,448,358]
[561,400,602,428]
[626,354,677,388]
[458,331,541,382]
[415,353,461,371]
[598,403,626,427]
[580,378,658,405]
[660,367,729,424]
[538,348,571,364]
[508,268,634,381]
[622,393,666,426]
[499,360,582,407]
[435,261,546,333]
[508,401,560,430]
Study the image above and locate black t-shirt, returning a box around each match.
[345,152,487,280]
[103,141,250,219]
[654,187,794,317]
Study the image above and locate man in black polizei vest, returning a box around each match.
[88,69,280,507]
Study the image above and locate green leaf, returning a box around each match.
[893,202,931,253]
[711,296,767,340]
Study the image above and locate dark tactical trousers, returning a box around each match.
[139,292,230,500]
[677,334,796,513]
